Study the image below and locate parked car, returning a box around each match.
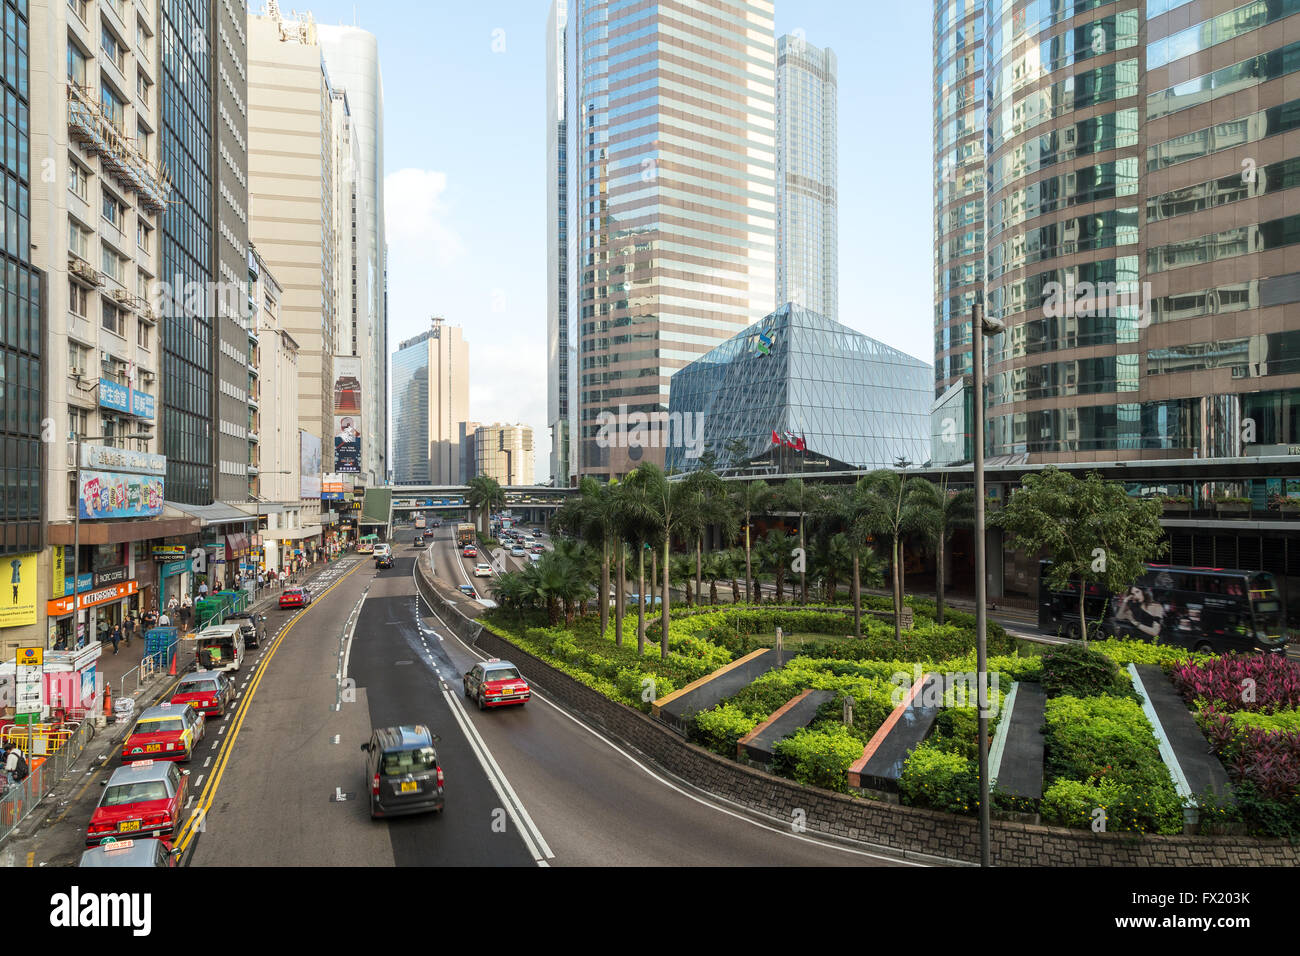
[86,761,189,847]
[122,703,204,763]
[169,671,234,719]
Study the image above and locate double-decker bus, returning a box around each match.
[456,523,476,548]
[1038,560,1287,655]
[413,512,426,531]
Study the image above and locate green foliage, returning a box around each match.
[1042,695,1184,834]
[1039,643,1126,698]
[1223,708,1300,735]
[900,744,978,815]
[694,703,760,756]
[771,724,864,793]
[1087,637,1210,668]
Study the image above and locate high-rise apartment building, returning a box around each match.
[775,34,837,320]
[248,243,298,504]
[566,0,778,481]
[475,423,535,488]
[246,8,339,471]
[317,24,387,488]
[390,318,469,485]
[545,0,572,486]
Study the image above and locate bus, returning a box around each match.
[1038,560,1287,655]
[413,512,426,530]
[456,523,476,548]
[358,534,378,554]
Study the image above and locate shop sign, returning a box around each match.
[161,560,190,578]
[52,545,67,599]
[98,378,130,413]
[16,646,43,718]
[79,444,166,476]
[94,565,129,587]
[152,544,189,561]
[47,580,138,616]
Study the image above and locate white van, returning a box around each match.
[195,623,245,673]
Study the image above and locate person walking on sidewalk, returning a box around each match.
[122,613,135,648]
[109,622,122,655]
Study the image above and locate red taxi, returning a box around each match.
[461,545,478,558]
[170,671,234,718]
[463,658,531,710]
[280,586,312,609]
[122,703,204,763]
[86,761,188,847]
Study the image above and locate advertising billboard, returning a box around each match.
[77,471,165,519]
[321,474,345,500]
[300,430,322,499]
[333,356,362,474]
[0,553,37,628]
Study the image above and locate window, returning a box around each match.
[136,121,150,156]
[136,219,151,252]
[102,300,125,336]
[68,217,91,259]
[67,39,88,86]
[68,406,88,440]
[101,247,125,284]
[137,321,150,349]
[68,159,89,201]
[136,20,151,61]
[68,280,88,318]
[69,343,89,375]
[101,23,125,72]
[102,189,126,231]
[100,84,124,131]
[136,70,151,107]
[68,0,88,24]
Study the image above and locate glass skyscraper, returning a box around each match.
[567,0,777,481]
[391,334,430,484]
[546,0,572,486]
[776,34,837,321]
[666,304,932,474]
[0,0,43,556]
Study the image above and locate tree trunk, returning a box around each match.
[935,532,946,626]
[776,563,784,603]
[852,551,862,638]
[637,548,646,656]
[650,550,658,610]
[600,539,610,642]
[615,547,625,648]
[892,535,903,640]
[710,579,718,605]
[744,521,753,603]
[730,577,740,604]
[695,539,703,608]
[1078,586,1087,644]
[661,539,671,660]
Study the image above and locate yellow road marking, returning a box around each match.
[26,852,33,867]
[174,560,367,853]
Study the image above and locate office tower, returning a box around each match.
[249,243,299,504]
[545,0,572,486]
[460,421,480,485]
[247,8,340,471]
[391,318,469,485]
[317,24,387,488]
[932,0,985,404]
[775,35,837,320]
[475,424,536,488]
[568,0,777,480]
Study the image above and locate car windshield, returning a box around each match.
[103,782,168,805]
[137,718,185,734]
[486,667,521,681]
[176,680,216,694]
[381,747,437,776]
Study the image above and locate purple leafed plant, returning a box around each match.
[1170,655,1300,714]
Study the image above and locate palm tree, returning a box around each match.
[724,547,745,604]
[670,553,695,606]
[560,478,619,635]
[756,527,792,604]
[682,458,735,605]
[626,463,693,659]
[775,478,821,603]
[812,531,852,603]
[906,475,975,625]
[465,475,504,538]
[853,469,933,640]
[616,470,659,655]
[730,479,772,603]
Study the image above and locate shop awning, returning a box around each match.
[226,533,250,559]
[166,501,258,527]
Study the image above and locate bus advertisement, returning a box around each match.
[1037,560,1287,655]
[456,523,476,548]
[358,534,378,554]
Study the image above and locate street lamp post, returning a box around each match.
[972,299,1004,868]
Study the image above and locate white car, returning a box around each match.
[474,563,492,577]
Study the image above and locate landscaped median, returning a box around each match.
[416,558,1300,864]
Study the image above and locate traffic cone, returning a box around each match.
[167,646,178,676]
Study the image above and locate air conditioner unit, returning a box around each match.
[99,350,112,366]
[140,370,156,383]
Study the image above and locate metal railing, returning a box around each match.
[0,720,96,845]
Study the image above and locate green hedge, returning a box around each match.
[771,725,864,793]
[900,744,978,815]
[694,703,760,756]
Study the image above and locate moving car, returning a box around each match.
[280,587,312,610]
[457,584,477,599]
[170,671,234,719]
[86,762,189,847]
[462,545,478,558]
[527,553,541,564]
[374,543,392,562]
[530,545,545,554]
[377,552,394,569]
[122,703,205,763]
[414,534,425,546]
[474,563,492,577]
[463,658,531,710]
[195,623,245,672]
[224,610,264,649]
[511,546,527,557]
[362,725,445,819]
[79,838,176,867]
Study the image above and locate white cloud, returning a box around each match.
[383,167,464,264]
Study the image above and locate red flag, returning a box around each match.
[771,429,780,446]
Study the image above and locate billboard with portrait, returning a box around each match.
[333,356,362,474]
[300,430,322,499]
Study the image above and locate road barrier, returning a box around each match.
[0,720,95,845]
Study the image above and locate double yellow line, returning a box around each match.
[173,559,367,856]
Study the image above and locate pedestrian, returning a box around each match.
[198,580,208,599]
[109,622,121,654]
[122,614,134,647]
[3,744,18,786]
[180,597,192,630]
[158,608,171,627]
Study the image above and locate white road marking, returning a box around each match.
[203,757,212,768]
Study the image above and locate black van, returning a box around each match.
[361,725,444,819]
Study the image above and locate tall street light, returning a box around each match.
[972,299,1005,868]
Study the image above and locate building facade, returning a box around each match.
[246,8,339,471]
[666,304,932,474]
[545,0,572,486]
[567,0,778,481]
[248,243,298,504]
[474,423,535,487]
[390,318,469,485]
[775,34,837,320]
[317,23,387,488]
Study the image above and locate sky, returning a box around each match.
[299,0,934,483]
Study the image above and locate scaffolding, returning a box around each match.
[67,84,171,213]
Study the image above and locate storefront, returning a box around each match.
[47,580,139,650]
